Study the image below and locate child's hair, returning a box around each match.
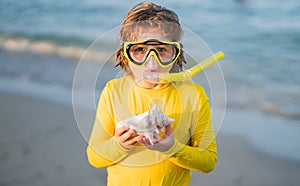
[115,1,186,75]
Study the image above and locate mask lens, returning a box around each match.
[129,44,149,63]
[155,45,176,64]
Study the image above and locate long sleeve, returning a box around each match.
[164,100,218,173]
[86,83,130,168]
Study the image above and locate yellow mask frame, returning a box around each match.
[123,39,181,68]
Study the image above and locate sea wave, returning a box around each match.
[0,35,115,62]
[263,103,300,120]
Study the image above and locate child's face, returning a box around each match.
[129,27,173,88]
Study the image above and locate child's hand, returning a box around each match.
[115,126,143,149]
[139,125,174,152]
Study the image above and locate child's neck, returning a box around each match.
[136,80,168,90]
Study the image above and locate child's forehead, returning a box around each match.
[133,26,170,41]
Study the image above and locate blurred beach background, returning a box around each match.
[1,0,300,185]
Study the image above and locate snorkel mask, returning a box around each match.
[123,39,181,68]
[124,39,224,83]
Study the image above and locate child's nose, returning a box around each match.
[145,55,159,69]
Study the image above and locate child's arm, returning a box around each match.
[86,121,131,168]
[165,100,218,173]
[86,85,131,168]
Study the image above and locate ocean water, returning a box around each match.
[1,0,300,160]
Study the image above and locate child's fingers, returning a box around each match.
[115,126,130,137]
[118,129,136,143]
[125,135,143,146]
[138,136,151,146]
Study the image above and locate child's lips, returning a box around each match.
[144,69,156,73]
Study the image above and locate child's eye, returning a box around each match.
[157,47,167,52]
[134,47,146,52]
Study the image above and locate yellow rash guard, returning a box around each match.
[87,76,218,186]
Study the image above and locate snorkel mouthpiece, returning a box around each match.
[143,51,224,83]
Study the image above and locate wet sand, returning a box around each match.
[0,91,299,186]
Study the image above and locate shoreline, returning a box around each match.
[1,91,300,186]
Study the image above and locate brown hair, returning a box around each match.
[115,1,185,75]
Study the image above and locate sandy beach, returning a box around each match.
[0,91,106,186]
[1,91,299,186]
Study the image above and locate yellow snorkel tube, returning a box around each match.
[143,51,225,83]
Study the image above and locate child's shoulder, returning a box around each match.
[175,80,206,92]
[105,76,133,89]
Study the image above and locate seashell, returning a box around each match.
[116,105,175,145]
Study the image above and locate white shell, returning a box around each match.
[116,105,175,145]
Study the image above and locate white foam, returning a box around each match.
[0,36,109,62]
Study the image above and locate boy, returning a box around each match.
[87,2,218,185]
